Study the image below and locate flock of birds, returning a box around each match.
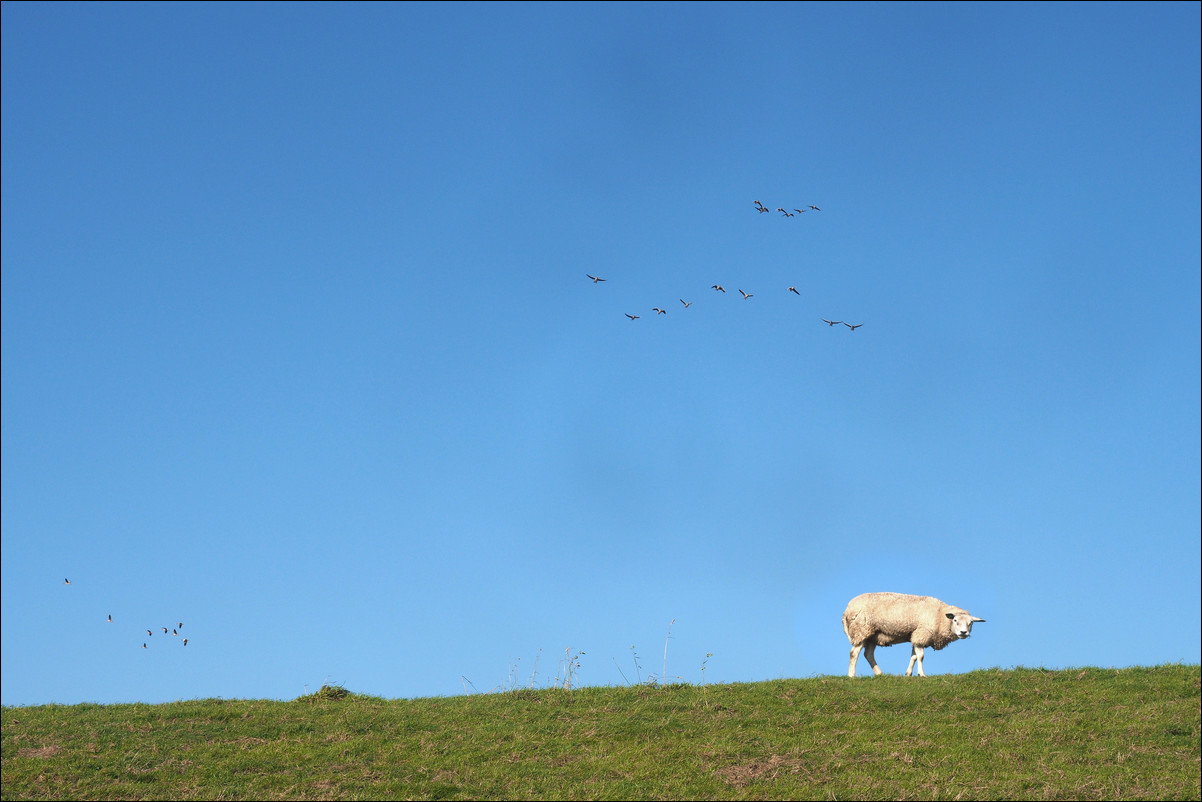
[64,577,190,649]
[589,200,863,330]
[753,199,820,217]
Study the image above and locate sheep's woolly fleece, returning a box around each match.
[843,592,975,651]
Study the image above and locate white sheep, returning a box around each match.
[842,592,985,677]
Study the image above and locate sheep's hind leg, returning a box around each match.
[848,644,863,677]
[864,643,882,676]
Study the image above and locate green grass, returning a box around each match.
[3,665,1199,800]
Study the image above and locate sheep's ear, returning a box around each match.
[972,617,986,623]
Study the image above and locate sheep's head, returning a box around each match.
[945,610,985,639]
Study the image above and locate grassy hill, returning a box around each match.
[3,665,1198,800]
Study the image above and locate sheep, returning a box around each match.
[842,592,985,677]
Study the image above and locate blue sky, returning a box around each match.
[2,1,1199,706]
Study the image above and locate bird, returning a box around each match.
[625,313,640,320]
[107,615,112,623]
[177,622,183,629]
[183,639,188,646]
[777,208,793,217]
[793,209,807,215]
[142,643,147,649]
[586,274,606,283]
[822,318,842,326]
[738,289,753,299]
[680,299,692,308]
[147,629,153,636]
[162,627,169,634]
[652,307,666,315]
[64,578,70,585]
[712,285,726,293]
[173,629,178,636]
[809,205,821,211]
[788,286,800,295]
[844,322,863,331]
[756,205,770,213]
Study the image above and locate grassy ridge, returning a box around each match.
[3,665,1199,801]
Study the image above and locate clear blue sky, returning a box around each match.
[3,2,1199,706]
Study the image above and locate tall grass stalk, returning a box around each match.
[663,618,675,686]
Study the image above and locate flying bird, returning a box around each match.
[625,313,640,320]
[147,630,153,636]
[777,208,794,217]
[173,629,178,636]
[809,205,821,211]
[142,643,147,649]
[788,287,800,295]
[653,307,667,315]
[183,639,188,646]
[844,322,863,331]
[162,627,169,634]
[586,274,606,283]
[712,285,726,293]
[177,623,183,629]
[680,299,692,308]
[738,289,753,299]
[107,615,112,623]
[64,578,71,585]
[793,209,807,215]
[822,318,842,326]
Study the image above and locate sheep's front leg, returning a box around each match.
[906,644,925,677]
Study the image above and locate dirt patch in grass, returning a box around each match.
[17,745,62,759]
[716,753,809,787]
